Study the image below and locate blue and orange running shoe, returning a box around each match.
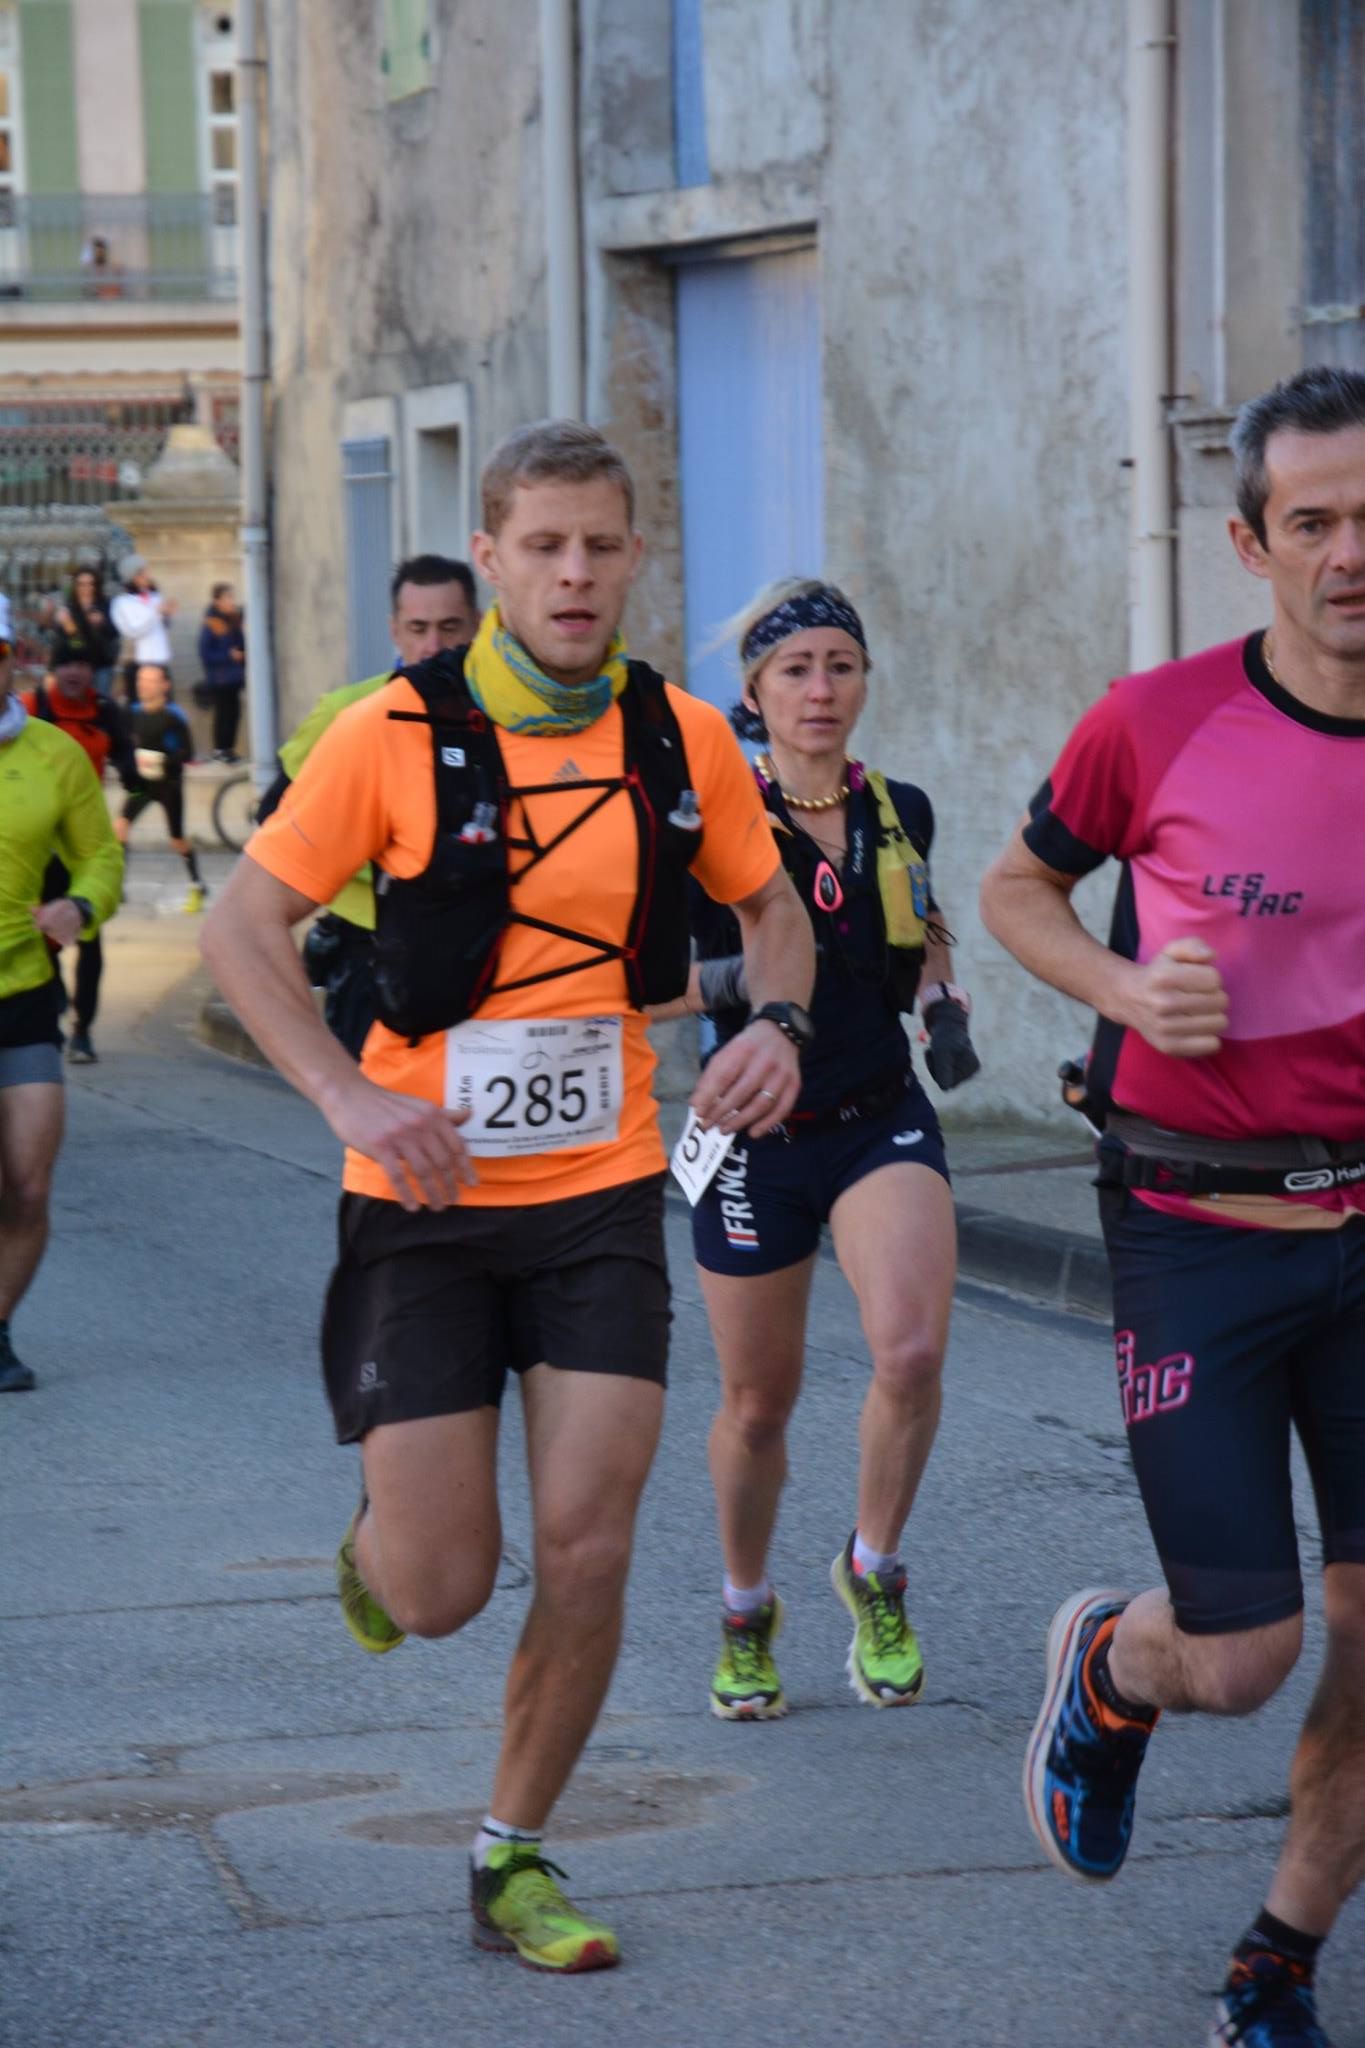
[1023,1588,1157,1883]
[1211,1956,1334,2046]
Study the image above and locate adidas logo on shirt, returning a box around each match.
[552,758,585,782]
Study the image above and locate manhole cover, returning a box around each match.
[0,1771,397,1830]
[345,1767,746,1846]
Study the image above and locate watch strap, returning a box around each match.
[920,980,970,1015]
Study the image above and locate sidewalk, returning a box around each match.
[196,986,1109,1320]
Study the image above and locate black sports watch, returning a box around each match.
[751,1000,815,1052]
[67,895,95,930]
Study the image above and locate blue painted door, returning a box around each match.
[676,247,823,709]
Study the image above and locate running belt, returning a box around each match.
[1106,1111,1365,1197]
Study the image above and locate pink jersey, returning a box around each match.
[1024,634,1365,1215]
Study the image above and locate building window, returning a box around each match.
[1301,0,1365,368]
[0,6,21,232]
[383,0,433,103]
[343,436,397,678]
[200,8,238,234]
[672,0,709,188]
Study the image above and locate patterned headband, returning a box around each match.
[741,589,868,667]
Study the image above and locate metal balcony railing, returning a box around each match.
[0,193,238,304]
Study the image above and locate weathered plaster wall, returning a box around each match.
[266,0,547,728]
[268,0,1303,1124]
[822,0,1129,1121]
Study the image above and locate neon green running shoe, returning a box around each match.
[710,1596,787,1720]
[335,1504,405,1654]
[470,1842,620,1972]
[830,1535,924,1707]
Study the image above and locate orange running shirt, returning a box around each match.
[246,676,779,1206]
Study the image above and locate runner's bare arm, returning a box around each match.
[201,859,476,1210]
[690,864,814,1139]
[980,816,1228,1059]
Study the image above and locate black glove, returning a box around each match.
[923,998,980,1090]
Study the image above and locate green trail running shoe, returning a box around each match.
[831,1536,924,1707]
[470,1843,620,1972]
[710,1596,788,1720]
[335,1505,405,1654]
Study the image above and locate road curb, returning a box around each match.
[197,994,273,1071]
[196,991,1111,1320]
[953,1203,1110,1320]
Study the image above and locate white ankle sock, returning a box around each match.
[852,1532,901,1579]
[723,1576,772,1616]
[473,1815,542,1869]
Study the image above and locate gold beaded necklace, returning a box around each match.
[757,752,850,812]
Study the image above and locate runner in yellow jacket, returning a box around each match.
[0,601,122,1390]
[261,556,480,1055]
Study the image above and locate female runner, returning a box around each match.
[673,579,979,1718]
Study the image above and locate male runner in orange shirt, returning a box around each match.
[203,421,814,1974]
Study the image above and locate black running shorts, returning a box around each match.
[320,1172,671,1443]
[123,782,185,838]
[1099,1182,1365,1636]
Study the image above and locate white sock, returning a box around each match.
[852,1532,901,1580]
[723,1576,773,1616]
[473,1815,542,1869]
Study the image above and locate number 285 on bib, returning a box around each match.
[443,1016,625,1157]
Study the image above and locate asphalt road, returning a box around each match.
[3,882,1362,2048]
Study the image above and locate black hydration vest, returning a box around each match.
[734,777,932,1014]
[371,648,703,1040]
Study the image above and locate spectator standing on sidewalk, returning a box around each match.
[52,569,121,696]
[111,557,175,701]
[0,595,122,1390]
[21,658,134,1064]
[197,582,246,762]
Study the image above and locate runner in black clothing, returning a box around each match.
[657,578,979,1720]
[118,664,205,912]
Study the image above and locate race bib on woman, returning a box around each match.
[443,1016,623,1156]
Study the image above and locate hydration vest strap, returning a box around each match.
[506,779,626,871]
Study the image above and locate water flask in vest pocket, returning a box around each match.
[459,801,499,846]
[667,789,702,831]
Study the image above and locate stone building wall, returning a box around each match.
[265,1,1309,1121]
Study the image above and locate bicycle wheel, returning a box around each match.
[211,770,259,852]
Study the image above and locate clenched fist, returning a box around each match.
[1120,937,1228,1058]
[323,1076,478,1212]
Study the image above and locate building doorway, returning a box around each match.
[675,244,823,708]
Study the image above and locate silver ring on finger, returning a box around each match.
[757,1088,777,1102]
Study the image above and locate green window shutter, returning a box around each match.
[138,0,199,296]
[138,0,198,192]
[19,0,79,193]
[383,0,431,102]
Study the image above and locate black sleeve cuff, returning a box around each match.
[1021,787,1109,878]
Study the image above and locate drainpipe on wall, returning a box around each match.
[237,0,277,788]
[540,0,584,420]
[1126,0,1176,672]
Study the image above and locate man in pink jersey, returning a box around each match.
[982,365,1365,2048]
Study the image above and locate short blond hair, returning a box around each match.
[479,419,636,535]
